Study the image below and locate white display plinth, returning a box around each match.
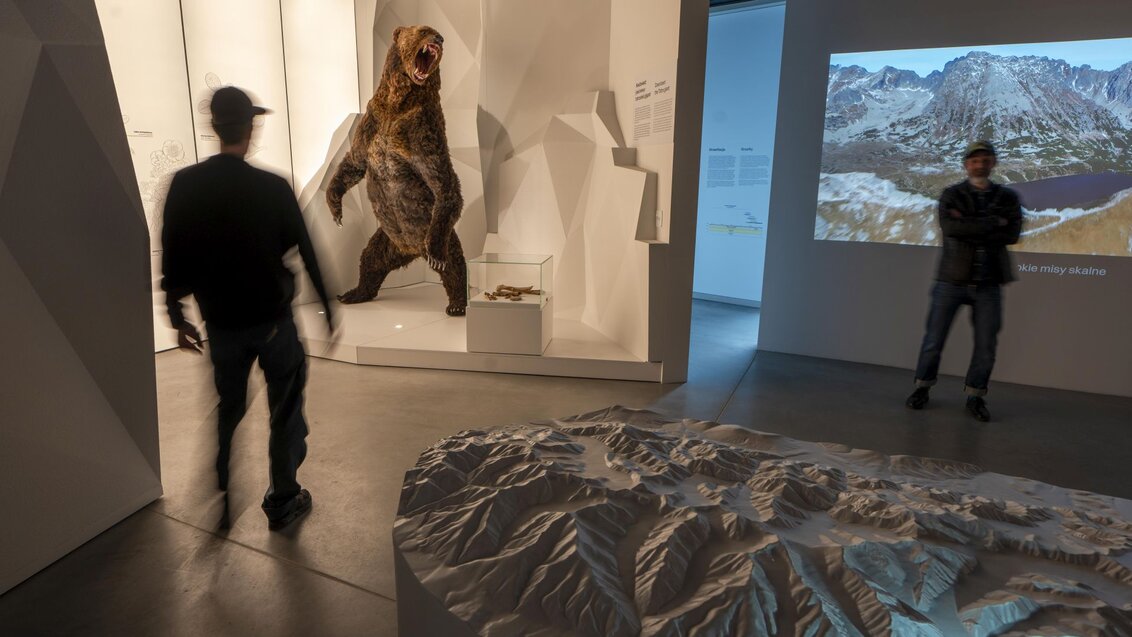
[294,284,661,382]
[467,294,553,355]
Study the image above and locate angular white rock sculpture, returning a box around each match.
[394,407,1132,636]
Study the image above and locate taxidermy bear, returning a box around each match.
[327,25,466,316]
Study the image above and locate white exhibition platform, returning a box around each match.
[294,283,662,382]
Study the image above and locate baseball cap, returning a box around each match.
[963,140,996,159]
[210,86,269,126]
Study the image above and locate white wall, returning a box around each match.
[693,3,785,305]
[761,0,1132,397]
[181,0,294,180]
[471,0,708,371]
[96,0,196,351]
[1,0,162,594]
[283,0,362,195]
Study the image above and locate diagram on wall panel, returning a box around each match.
[701,144,769,237]
[695,142,771,302]
[95,0,198,253]
[122,118,190,239]
[632,63,678,146]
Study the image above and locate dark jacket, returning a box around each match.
[935,180,1023,285]
[161,154,331,329]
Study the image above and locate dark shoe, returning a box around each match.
[264,489,312,531]
[905,387,930,410]
[966,396,991,422]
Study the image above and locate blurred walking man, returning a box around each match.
[905,140,1023,422]
[162,86,334,530]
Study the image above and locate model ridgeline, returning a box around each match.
[326,25,467,316]
[394,406,1132,636]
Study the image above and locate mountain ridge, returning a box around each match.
[825,50,1132,164]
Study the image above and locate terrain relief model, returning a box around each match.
[395,406,1132,636]
[327,25,467,316]
[819,43,1132,258]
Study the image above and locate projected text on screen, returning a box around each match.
[817,37,1132,257]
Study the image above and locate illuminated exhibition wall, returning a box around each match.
[693,3,784,306]
[1,0,162,594]
[96,0,359,350]
[478,0,707,370]
[762,0,1132,397]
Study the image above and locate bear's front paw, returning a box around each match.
[338,287,377,304]
[425,229,448,271]
[426,251,447,271]
[445,302,466,317]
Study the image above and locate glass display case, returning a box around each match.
[466,253,554,355]
[467,253,553,309]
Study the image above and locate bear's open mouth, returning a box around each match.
[412,43,440,82]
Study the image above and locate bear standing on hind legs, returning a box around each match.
[326,25,467,316]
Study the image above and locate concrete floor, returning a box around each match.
[1,300,1129,636]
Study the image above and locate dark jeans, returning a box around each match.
[913,281,1002,396]
[207,314,309,508]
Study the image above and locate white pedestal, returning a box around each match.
[466,294,553,355]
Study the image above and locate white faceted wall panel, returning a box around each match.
[94,0,196,240]
[0,0,161,595]
[610,0,683,244]
[180,0,293,181]
[95,0,196,352]
[485,92,655,360]
[282,0,361,195]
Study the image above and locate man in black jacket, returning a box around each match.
[905,141,1023,422]
[162,86,335,530]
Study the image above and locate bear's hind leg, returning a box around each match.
[436,229,467,316]
[339,229,415,304]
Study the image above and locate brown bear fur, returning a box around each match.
[327,25,467,316]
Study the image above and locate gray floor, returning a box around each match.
[1,300,1129,636]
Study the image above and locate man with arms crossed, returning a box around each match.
[162,87,334,530]
[906,140,1023,422]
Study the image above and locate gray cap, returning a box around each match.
[963,140,996,159]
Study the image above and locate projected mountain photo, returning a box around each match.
[818,39,1132,257]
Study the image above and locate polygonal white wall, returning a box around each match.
[485,92,656,360]
[0,0,162,595]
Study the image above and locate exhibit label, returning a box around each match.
[632,63,677,146]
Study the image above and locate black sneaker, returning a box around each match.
[966,396,991,422]
[905,387,930,410]
[264,489,313,531]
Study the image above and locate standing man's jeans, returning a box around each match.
[207,314,309,507]
[913,281,1002,396]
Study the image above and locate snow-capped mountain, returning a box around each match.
[825,52,1132,163]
